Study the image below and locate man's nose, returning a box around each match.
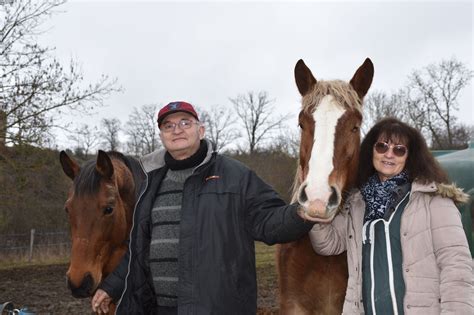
[172,125,184,134]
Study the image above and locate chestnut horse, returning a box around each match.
[59,150,144,301]
[278,59,374,314]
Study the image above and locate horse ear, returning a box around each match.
[59,150,80,180]
[295,59,317,96]
[96,150,114,179]
[349,58,374,100]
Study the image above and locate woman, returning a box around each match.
[309,117,473,314]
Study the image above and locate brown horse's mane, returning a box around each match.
[73,151,142,196]
[292,80,362,203]
[291,167,302,203]
[301,80,362,115]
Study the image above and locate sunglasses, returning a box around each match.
[374,141,408,157]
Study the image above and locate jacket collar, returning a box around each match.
[140,139,216,173]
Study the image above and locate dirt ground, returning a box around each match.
[0,263,278,314]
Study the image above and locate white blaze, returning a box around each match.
[305,95,345,202]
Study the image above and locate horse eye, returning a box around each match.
[351,126,359,132]
[64,207,69,214]
[103,207,114,215]
[298,123,304,130]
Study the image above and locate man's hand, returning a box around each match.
[297,206,334,223]
[92,289,112,314]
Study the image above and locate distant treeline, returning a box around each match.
[0,145,296,234]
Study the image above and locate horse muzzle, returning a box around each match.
[298,184,341,222]
[67,272,96,298]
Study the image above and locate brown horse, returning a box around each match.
[59,150,144,300]
[278,59,374,314]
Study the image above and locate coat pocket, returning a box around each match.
[405,295,440,313]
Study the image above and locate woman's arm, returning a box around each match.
[309,210,349,256]
[430,196,474,313]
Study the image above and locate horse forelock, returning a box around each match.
[73,159,102,196]
[301,80,362,115]
[73,151,139,196]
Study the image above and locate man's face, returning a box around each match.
[159,112,205,160]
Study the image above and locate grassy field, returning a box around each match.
[256,241,277,267]
[255,241,279,312]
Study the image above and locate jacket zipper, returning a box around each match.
[367,191,410,315]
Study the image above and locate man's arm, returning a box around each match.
[244,170,314,245]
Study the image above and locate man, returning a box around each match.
[92,101,313,314]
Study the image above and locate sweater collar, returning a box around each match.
[140,139,215,173]
[164,140,208,170]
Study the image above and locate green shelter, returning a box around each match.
[435,142,474,257]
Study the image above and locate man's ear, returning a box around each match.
[199,124,205,140]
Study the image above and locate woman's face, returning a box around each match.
[372,136,408,181]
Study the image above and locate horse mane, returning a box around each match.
[301,80,362,115]
[291,166,302,203]
[73,151,143,196]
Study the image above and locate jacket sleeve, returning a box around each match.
[308,208,348,256]
[244,170,314,245]
[98,245,130,302]
[430,196,474,313]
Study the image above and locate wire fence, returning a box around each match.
[0,229,70,262]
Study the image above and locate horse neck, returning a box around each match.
[111,158,136,232]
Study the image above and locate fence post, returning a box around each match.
[29,228,35,262]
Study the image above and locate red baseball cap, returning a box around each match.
[157,101,199,126]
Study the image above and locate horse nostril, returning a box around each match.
[328,186,339,207]
[68,273,94,298]
[299,183,308,203]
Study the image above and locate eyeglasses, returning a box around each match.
[160,119,200,133]
[374,141,408,157]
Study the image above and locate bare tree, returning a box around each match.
[100,118,121,151]
[0,0,119,147]
[467,125,474,143]
[199,105,240,152]
[272,127,300,159]
[230,91,290,153]
[361,90,409,135]
[429,123,471,150]
[405,58,473,149]
[68,124,99,157]
[125,104,160,156]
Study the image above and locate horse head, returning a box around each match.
[59,150,138,298]
[294,58,374,222]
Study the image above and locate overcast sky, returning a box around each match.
[39,0,473,149]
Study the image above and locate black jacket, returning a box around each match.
[100,141,313,314]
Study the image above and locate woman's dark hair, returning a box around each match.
[357,117,449,187]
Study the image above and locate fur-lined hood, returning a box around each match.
[344,181,470,212]
[412,181,470,204]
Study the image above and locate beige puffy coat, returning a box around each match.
[309,181,474,314]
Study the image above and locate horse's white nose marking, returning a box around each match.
[305,95,345,202]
